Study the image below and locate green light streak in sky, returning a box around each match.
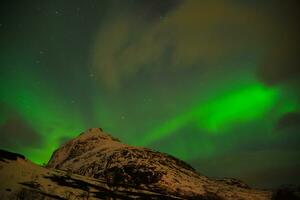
[1,57,298,164]
[194,83,278,132]
[140,82,295,147]
[0,63,86,164]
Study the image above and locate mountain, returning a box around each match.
[0,149,185,199]
[0,128,299,199]
[47,128,270,199]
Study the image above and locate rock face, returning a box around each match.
[0,149,184,199]
[1,128,300,199]
[47,128,271,199]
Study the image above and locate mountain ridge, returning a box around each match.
[0,128,299,199]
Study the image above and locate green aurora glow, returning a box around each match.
[2,66,296,164]
[140,82,297,148]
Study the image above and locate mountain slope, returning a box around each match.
[47,128,272,199]
[0,149,188,199]
[1,128,299,199]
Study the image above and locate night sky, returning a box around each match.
[1,0,300,189]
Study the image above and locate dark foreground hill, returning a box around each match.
[0,128,299,199]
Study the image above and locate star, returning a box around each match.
[55,10,62,16]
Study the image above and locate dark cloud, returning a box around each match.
[0,104,43,150]
[132,0,181,21]
[257,40,300,86]
[257,0,300,86]
[189,150,300,189]
[277,112,300,130]
[92,0,273,90]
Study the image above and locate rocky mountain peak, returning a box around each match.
[47,128,122,169]
[2,128,299,199]
[78,128,121,142]
[45,129,273,199]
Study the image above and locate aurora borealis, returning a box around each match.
[1,0,300,188]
